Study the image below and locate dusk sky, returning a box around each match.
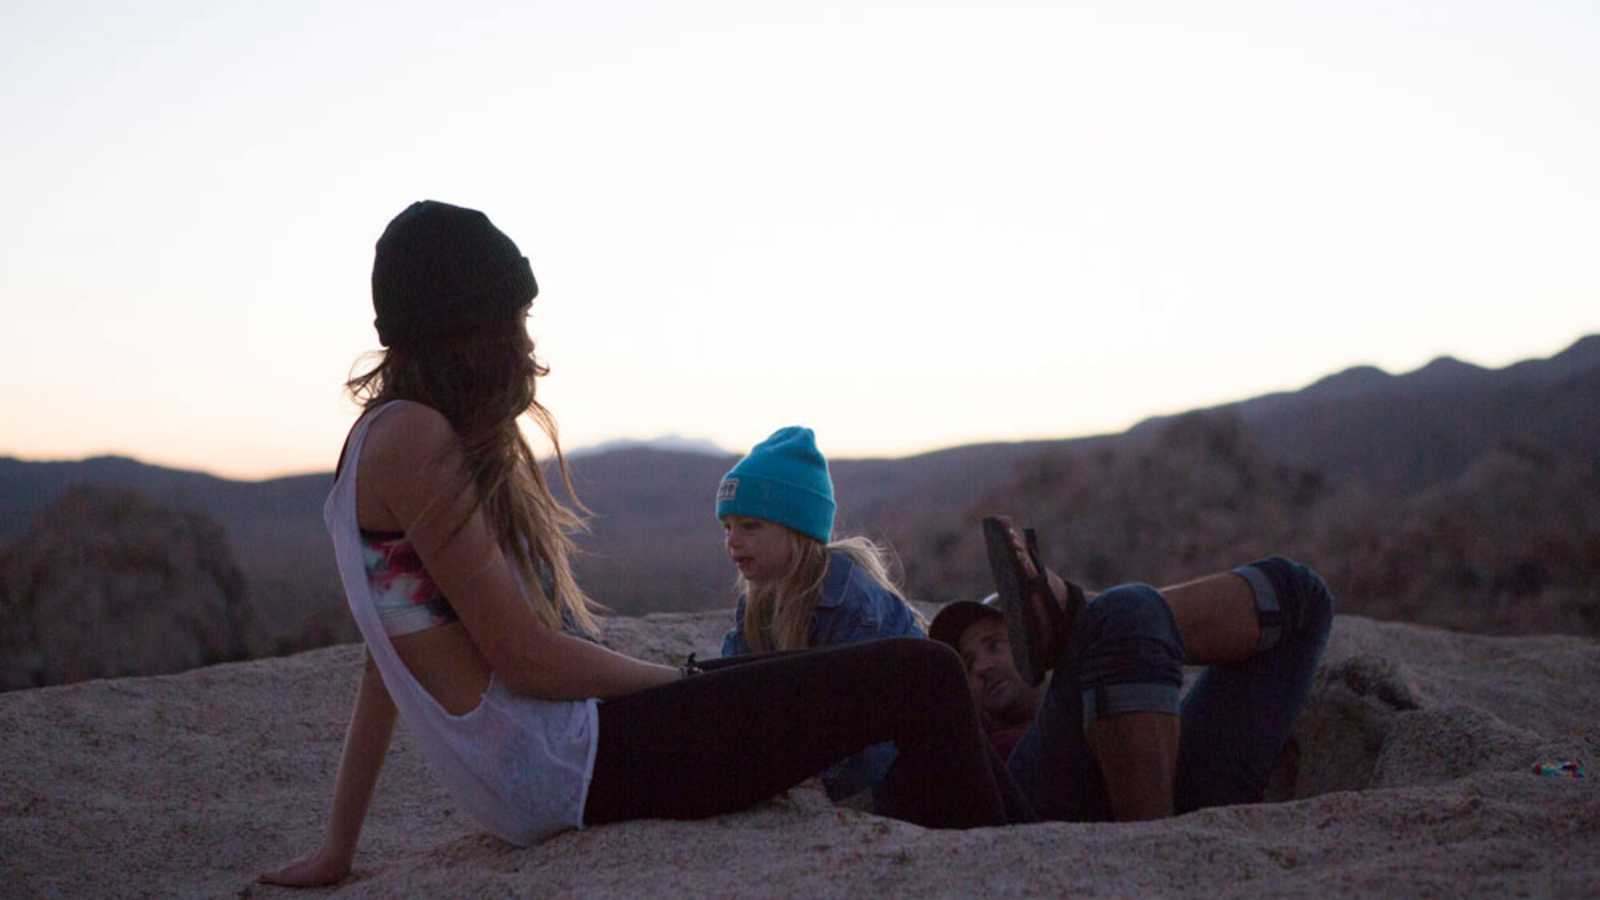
[4,1,1596,479]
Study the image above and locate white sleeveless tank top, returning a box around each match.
[324,402,599,845]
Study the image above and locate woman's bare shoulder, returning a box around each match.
[364,401,458,463]
[357,401,468,519]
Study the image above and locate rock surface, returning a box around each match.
[1,611,1596,898]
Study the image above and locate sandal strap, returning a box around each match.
[1022,528,1073,654]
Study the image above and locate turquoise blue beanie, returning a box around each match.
[715,426,835,543]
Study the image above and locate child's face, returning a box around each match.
[721,515,795,584]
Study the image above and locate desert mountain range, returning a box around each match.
[2,335,1596,689]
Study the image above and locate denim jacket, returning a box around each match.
[720,550,925,801]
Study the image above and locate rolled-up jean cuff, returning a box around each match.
[1081,681,1182,734]
[1232,563,1282,653]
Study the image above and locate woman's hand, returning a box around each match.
[258,845,352,888]
[258,657,394,888]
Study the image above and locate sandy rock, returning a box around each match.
[1,612,1595,898]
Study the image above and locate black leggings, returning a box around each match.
[583,637,1032,829]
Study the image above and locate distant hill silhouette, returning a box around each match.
[2,333,1596,687]
[569,434,730,458]
[1131,334,1600,491]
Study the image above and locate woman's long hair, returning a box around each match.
[347,314,598,634]
[737,532,917,652]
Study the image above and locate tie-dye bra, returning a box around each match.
[359,529,460,636]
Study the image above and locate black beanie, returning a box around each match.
[371,200,539,347]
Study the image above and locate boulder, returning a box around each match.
[0,485,267,690]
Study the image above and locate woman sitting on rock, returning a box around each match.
[715,426,925,803]
[260,201,1026,888]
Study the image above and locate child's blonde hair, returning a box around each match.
[737,531,924,653]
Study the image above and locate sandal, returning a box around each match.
[981,516,1084,686]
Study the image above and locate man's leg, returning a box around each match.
[1173,557,1335,813]
[1007,555,1328,821]
[1088,713,1179,819]
[1086,570,1264,819]
[1007,583,1184,821]
[1162,570,1262,665]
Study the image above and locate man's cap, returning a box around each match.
[929,593,1002,649]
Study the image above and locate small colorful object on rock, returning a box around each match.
[1532,760,1584,778]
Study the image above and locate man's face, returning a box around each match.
[956,616,1040,727]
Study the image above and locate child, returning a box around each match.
[716,426,926,802]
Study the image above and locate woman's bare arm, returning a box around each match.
[259,653,397,887]
[364,402,681,700]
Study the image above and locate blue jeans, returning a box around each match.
[1006,556,1334,821]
